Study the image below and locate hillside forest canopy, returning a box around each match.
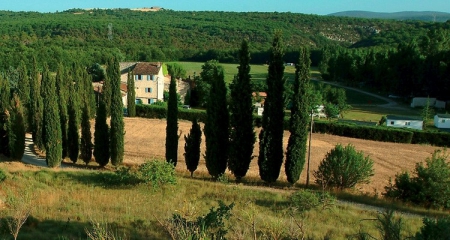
[0,8,448,99]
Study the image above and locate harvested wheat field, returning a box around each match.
[123,117,440,194]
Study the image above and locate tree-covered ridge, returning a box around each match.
[0,9,447,70]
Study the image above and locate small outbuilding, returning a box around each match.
[434,114,450,129]
[386,115,423,130]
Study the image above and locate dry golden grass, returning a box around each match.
[122,117,440,194]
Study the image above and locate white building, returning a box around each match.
[386,115,423,130]
[434,114,450,129]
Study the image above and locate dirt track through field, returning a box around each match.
[123,117,440,194]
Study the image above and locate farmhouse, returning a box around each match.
[386,115,423,130]
[434,114,450,129]
[120,62,165,105]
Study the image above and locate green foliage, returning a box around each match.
[285,47,310,184]
[42,65,62,168]
[314,144,374,189]
[0,168,6,182]
[7,95,25,161]
[56,63,69,159]
[126,70,136,117]
[375,210,403,240]
[80,100,93,165]
[136,104,207,122]
[67,76,80,163]
[415,217,450,240]
[324,103,340,119]
[384,149,450,209]
[289,190,336,212]
[163,201,234,240]
[109,57,125,166]
[203,60,229,178]
[94,98,110,167]
[167,63,187,79]
[184,119,202,177]
[138,160,177,189]
[258,31,286,183]
[165,76,179,166]
[29,57,44,151]
[16,61,30,131]
[228,40,255,181]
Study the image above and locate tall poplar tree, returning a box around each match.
[42,65,62,168]
[56,63,69,159]
[285,47,311,184]
[94,95,110,167]
[17,60,30,131]
[7,94,25,161]
[126,70,136,117]
[228,40,255,181]
[203,60,229,178]
[258,31,286,183]
[30,57,44,151]
[80,71,93,165]
[166,75,179,166]
[109,57,125,166]
[184,119,202,177]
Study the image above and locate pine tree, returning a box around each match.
[166,75,179,166]
[17,60,30,131]
[80,73,93,165]
[203,60,229,178]
[126,70,136,117]
[56,63,70,159]
[42,65,62,168]
[258,31,286,183]
[7,94,25,161]
[67,73,80,163]
[285,47,311,184]
[228,40,255,181]
[184,119,202,177]
[94,96,110,167]
[109,57,125,166]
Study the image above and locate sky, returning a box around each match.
[1,0,450,15]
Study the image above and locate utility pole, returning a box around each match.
[306,109,313,187]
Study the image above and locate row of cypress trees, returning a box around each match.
[0,56,124,168]
[166,33,312,184]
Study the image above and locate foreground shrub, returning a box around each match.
[289,190,336,212]
[0,168,6,182]
[384,149,450,209]
[415,217,450,240]
[159,201,234,240]
[314,144,374,190]
[138,160,177,189]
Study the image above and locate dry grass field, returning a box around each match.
[122,117,440,194]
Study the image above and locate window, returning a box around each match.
[136,75,142,80]
[148,99,154,104]
[145,88,153,93]
[151,75,155,81]
[147,75,150,81]
[390,121,394,125]
[405,122,410,126]
[442,119,446,123]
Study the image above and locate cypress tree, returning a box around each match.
[285,47,311,184]
[42,65,62,168]
[0,74,10,156]
[126,70,136,117]
[80,72,93,165]
[165,75,178,166]
[7,94,25,161]
[104,59,113,117]
[109,57,125,166]
[184,119,202,177]
[228,40,255,181]
[258,31,286,183]
[56,63,69,159]
[67,73,80,163]
[203,60,229,178]
[94,96,110,167]
[30,57,44,151]
[17,60,30,131]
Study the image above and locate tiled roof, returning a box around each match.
[119,62,137,72]
[132,62,161,75]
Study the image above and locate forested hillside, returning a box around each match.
[0,8,448,71]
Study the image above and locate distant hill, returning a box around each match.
[329,11,450,22]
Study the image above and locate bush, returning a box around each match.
[0,168,6,182]
[314,144,374,190]
[384,149,450,209]
[415,217,450,240]
[138,160,177,189]
[290,190,336,212]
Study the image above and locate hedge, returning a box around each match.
[136,104,450,147]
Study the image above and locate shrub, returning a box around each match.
[138,160,177,189]
[314,144,374,190]
[415,217,450,240]
[0,168,6,182]
[290,190,336,212]
[384,149,450,209]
